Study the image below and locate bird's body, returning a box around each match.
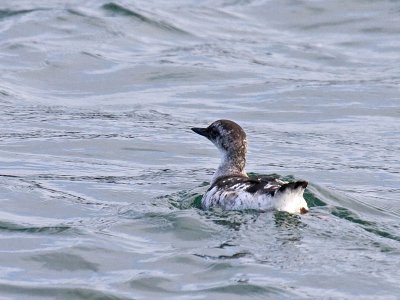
[191,120,309,214]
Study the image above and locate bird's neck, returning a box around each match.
[212,150,247,184]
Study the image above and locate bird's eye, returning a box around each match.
[209,128,219,140]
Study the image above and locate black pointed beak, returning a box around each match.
[191,127,208,138]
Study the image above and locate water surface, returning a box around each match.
[1,0,400,299]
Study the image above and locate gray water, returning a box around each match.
[1,0,400,299]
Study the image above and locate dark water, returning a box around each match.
[1,0,400,299]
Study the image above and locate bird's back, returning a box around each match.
[202,175,308,213]
[202,175,283,210]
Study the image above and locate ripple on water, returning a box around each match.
[101,2,192,36]
[1,0,400,298]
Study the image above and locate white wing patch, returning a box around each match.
[202,180,275,210]
[201,177,308,214]
[231,183,251,190]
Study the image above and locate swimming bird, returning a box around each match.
[191,120,309,214]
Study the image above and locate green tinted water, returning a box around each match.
[0,0,399,299]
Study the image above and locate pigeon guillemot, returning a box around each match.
[192,119,309,214]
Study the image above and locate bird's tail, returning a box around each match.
[276,180,309,214]
[278,180,308,194]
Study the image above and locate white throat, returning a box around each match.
[211,150,247,184]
